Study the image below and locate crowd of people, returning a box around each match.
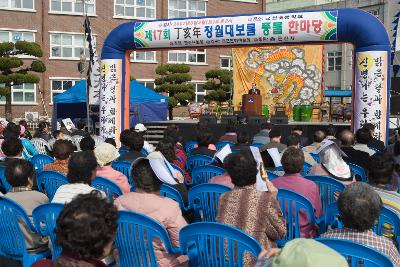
[1,118,400,266]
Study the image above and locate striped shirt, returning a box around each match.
[321,229,400,267]
[373,186,400,215]
[52,183,105,204]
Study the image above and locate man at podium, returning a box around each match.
[249,83,260,95]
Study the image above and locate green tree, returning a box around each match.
[0,41,46,119]
[204,68,232,102]
[154,64,194,120]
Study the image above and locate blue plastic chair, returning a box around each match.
[216,141,235,150]
[348,162,367,182]
[118,148,129,156]
[0,166,11,193]
[185,140,198,156]
[112,160,134,187]
[301,162,312,175]
[189,165,225,186]
[36,171,69,201]
[140,148,149,156]
[276,188,316,246]
[188,183,231,222]
[310,153,320,164]
[92,176,124,201]
[373,206,400,251]
[32,203,64,259]
[115,210,180,267]
[30,154,54,172]
[316,238,394,267]
[0,196,50,266]
[251,143,264,148]
[185,155,214,172]
[160,184,188,211]
[179,222,262,267]
[266,170,281,181]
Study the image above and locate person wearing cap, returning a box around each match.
[272,147,322,238]
[95,143,131,194]
[133,123,154,153]
[308,139,354,185]
[255,238,348,267]
[259,129,287,154]
[114,157,188,266]
[322,182,400,266]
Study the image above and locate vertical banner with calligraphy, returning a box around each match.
[355,51,388,142]
[100,59,122,141]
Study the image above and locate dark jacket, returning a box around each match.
[368,138,385,152]
[191,146,215,157]
[72,129,90,138]
[341,146,370,171]
[118,150,145,163]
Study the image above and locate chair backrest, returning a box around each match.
[112,161,134,187]
[250,143,264,148]
[115,210,179,267]
[36,171,69,201]
[216,141,235,150]
[0,196,35,260]
[348,163,367,182]
[185,155,214,172]
[373,206,400,250]
[0,166,11,193]
[179,222,262,267]
[32,203,64,259]
[118,148,129,156]
[310,152,320,164]
[160,184,186,210]
[316,238,394,267]
[140,148,149,156]
[276,188,316,246]
[72,135,84,151]
[185,140,198,156]
[188,183,231,222]
[190,165,225,186]
[304,175,345,214]
[30,138,49,154]
[267,170,281,181]
[92,177,123,201]
[30,154,54,172]
[301,162,312,175]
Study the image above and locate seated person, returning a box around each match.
[321,182,400,266]
[33,121,52,141]
[252,123,272,145]
[33,191,118,267]
[164,125,187,166]
[114,158,188,266]
[272,148,322,238]
[368,153,400,214]
[79,136,96,152]
[118,130,145,163]
[302,130,325,154]
[281,134,316,165]
[308,140,354,185]
[0,137,23,168]
[5,159,48,252]
[259,129,287,154]
[133,123,154,153]
[291,126,310,147]
[363,123,385,152]
[72,120,90,138]
[94,143,131,194]
[104,138,116,148]
[216,151,285,265]
[191,130,216,157]
[52,151,105,204]
[43,140,73,176]
[339,129,370,171]
[354,128,376,156]
[219,124,238,144]
[232,131,251,152]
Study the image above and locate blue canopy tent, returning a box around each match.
[52,80,167,129]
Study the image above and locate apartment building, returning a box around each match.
[0,0,266,119]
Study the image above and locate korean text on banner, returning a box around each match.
[100,59,122,140]
[133,11,338,49]
[354,51,388,141]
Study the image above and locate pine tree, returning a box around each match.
[204,68,232,102]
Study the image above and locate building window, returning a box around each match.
[168,49,206,64]
[0,30,35,43]
[50,79,79,103]
[114,0,155,19]
[220,56,232,70]
[130,51,156,63]
[168,0,206,18]
[327,51,342,71]
[0,0,34,10]
[50,33,91,59]
[192,82,206,102]
[137,80,155,90]
[12,83,36,103]
[50,0,96,15]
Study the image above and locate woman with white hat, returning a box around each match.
[308,139,354,185]
[94,142,131,194]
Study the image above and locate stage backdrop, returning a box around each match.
[232,45,323,116]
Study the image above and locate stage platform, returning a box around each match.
[143,119,351,145]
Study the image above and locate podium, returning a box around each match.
[242,94,262,115]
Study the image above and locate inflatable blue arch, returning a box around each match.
[100,8,390,144]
